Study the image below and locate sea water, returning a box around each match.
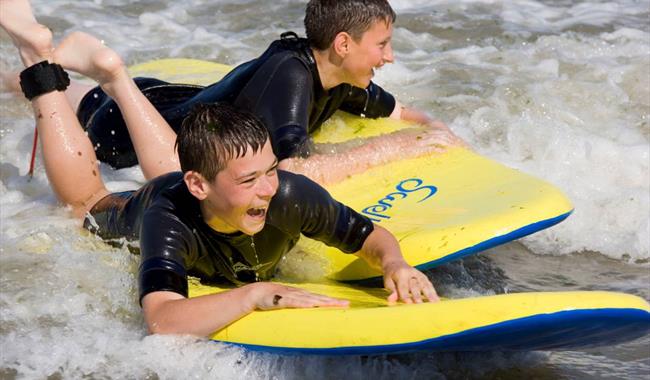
[1,0,648,379]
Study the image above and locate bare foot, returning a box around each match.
[53,31,127,97]
[0,0,54,66]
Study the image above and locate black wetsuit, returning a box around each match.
[85,170,374,301]
[77,33,396,168]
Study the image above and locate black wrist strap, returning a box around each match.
[19,61,70,100]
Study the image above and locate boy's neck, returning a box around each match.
[199,200,238,235]
[311,47,346,91]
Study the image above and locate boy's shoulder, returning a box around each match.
[269,171,329,213]
[261,32,315,71]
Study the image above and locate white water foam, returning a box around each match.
[444,30,650,260]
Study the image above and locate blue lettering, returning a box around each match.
[360,178,438,222]
[377,191,407,207]
[361,205,392,221]
[395,178,437,202]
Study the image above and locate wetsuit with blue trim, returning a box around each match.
[77,32,396,168]
[84,170,374,301]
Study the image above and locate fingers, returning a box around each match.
[419,275,440,302]
[384,277,398,304]
[384,266,440,304]
[415,122,468,149]
[396,273,413,304]
[429,120,448,130]
[397,274,424,304]
[419,130,458,148]
[276,289,349,309]
[408,276,423,304]
[256,284,349,310]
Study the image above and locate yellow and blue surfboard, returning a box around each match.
[190,279,650,354]
[130,59,650,354]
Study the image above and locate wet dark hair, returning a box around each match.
[304,0,396,50]
[176,103,269,181]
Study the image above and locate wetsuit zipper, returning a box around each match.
[250,234,260,281]
[361,88,370,118]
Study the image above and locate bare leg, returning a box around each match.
[0,0,108,218]
[52,32,181,180]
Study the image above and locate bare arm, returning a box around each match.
[278,127,448,185]
[355,224,439,304]
[141,282,349,337]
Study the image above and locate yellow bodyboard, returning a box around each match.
[189,279,650,354]
[129,58,573,281]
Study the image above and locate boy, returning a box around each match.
[1,0,437,337]
[67,0,464,184]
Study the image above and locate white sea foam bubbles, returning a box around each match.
[443,29,650,260]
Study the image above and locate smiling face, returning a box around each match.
[342,20,394,88]
[199,140,279,235]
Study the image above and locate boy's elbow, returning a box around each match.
[145,319,211,337]
[145,319,177,335]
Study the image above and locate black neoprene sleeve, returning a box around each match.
[339,82,396,119]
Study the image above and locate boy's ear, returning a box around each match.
[184,171,209,200]
[332,31,352,57]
